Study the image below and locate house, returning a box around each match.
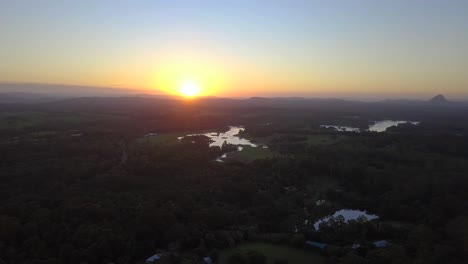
[305,241,327,250]
[145,254,161,263]
[373,240,388,248]
[145,250,169,263]
[315,200,326,206]
[352,244,361,250]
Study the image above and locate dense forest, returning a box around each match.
[1,96,467,264]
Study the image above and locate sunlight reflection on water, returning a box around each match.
[313,209,379,230]
[180,126,258,162]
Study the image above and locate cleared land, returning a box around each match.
[226,146,277,163]
[137,133,185,145]
[0,111,127,130]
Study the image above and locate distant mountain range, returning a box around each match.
[377,94,461,105]
[430,94,449,103]
[0,83,173,103]
[0,92,66,103]
[0,82,154,97]
[0,83,466,105]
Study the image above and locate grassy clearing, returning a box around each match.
[0,112,46,129]
[137,133,185,145]
[0,111,126,130]
[218,242,327,264]
[242,134,277,145]
[227,146,277,163]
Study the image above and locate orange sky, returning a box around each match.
[1,1,467,99]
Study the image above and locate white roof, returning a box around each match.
[146,254,161,262]
[203,256,213,264]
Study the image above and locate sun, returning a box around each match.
[179,81,201,97]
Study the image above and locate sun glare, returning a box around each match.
[179,81,201,97]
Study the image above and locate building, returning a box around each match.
[305,241,328,250]
[145,254,161,263]
[373,240,388,248]
[145,250,169,263]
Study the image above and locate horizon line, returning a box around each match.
[0,81,467,101]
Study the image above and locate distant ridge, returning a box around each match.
[430,94,449,103]
[247,97,269,101]
[0,82,152,97]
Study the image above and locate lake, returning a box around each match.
[321,120,420,133]
[179,126,259,162]
[368,120,420,132]
[313,209,379,230]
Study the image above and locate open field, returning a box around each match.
[0,111,45,129]
[137,133,185,145]
[227,146,277,163]
[0,111,128,130]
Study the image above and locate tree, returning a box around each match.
[228,253,246,264]
[246,250,266,264]
[273,259,288,264]
[339,252,369,264]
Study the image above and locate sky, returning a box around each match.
[1,0,468,99]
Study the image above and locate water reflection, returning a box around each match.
[321,120,420,133]
[179,126,258,162]
[368,120,420,132]
[313,209,379,230]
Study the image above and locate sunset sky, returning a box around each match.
[1,0,467,98]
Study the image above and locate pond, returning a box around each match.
[179,126,259,162]
[313,209,379,230]
[321,120,420,133]
[368,120,420,132]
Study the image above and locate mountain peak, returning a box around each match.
[430,94,448,103]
